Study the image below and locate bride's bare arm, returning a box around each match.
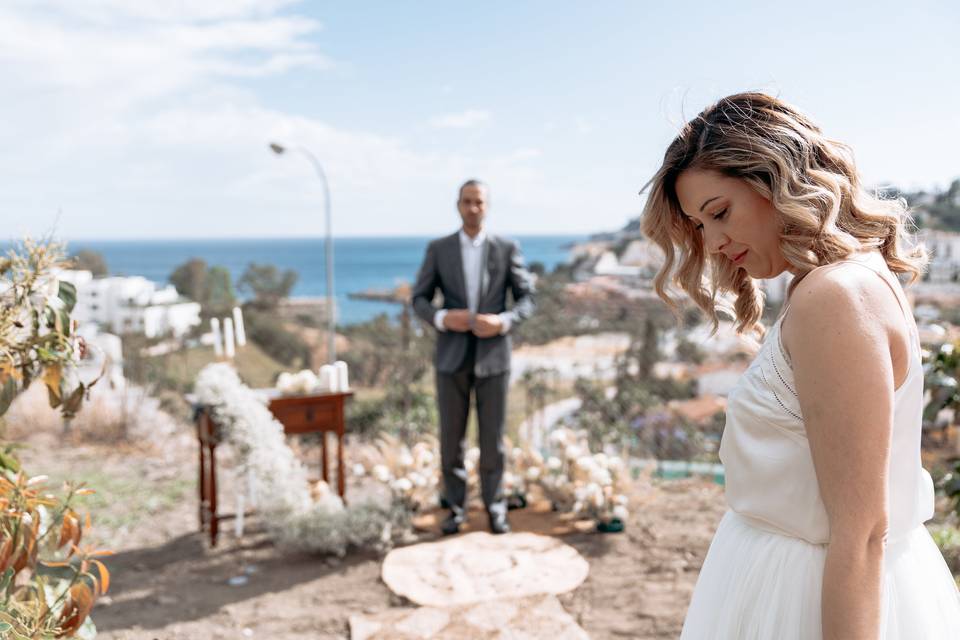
[783,267,909,640]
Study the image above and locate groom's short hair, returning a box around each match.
[458,179,488,200]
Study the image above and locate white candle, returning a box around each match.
[223,317,236,359]
[210,318,223,358]
[234,480,245,538]
[233,306,246,347]
[334,360,349,392]
[319,365,336,392]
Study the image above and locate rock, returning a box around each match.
[381,531,589,607]
[349,595,588,639]
[349,615,383,640]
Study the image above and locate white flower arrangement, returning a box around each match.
[533,427,631,526]
[356,433,441,513]
[195,363,396,556]
[276,370,320,395]
[357,426,630,529]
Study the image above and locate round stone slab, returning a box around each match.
[349,594,589,640]
[381,531,589,607]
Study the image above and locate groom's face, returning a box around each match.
[458,184,488,232]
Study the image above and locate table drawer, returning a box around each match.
[270,404,338,434]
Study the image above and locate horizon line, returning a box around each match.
[3,232,599,243]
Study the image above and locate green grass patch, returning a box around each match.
[144,342,289,392]
[43,462,195,547]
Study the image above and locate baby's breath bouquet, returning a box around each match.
[195,363,397,556]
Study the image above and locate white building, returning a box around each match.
[921,229,960,283]
[592,251,643,278]
[57,270,201,338]
[76,324,125,389]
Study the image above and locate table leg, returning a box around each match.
[321,431,330,485]
[198,429,207,531]
[209,441,218,547]
[337,433,346,499]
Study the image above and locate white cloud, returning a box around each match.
[12,0,301,24]
[0,4,629,239]
[508,148,543,161]
[428,109,492,129]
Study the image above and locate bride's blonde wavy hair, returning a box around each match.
[641,92,927,336]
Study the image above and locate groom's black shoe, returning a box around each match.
[440,509,465,536]
[488,510,511,535]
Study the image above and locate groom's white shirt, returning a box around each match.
[433,229,512,335]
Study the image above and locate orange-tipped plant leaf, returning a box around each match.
[0,537,11,572]
[58,513,78,549]
[42,364,62,402]
[57,582,94,638]
[91,559,109,594]
[39,560,71,568]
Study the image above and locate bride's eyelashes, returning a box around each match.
[695,208,728,231]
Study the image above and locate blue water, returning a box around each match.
[16,236,583,325]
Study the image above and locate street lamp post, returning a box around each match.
[269,142,337,364]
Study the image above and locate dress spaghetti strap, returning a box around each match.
[781,256,915,331]
[777,255,921,387]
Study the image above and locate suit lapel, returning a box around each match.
[448,232,468,302]
[481,236,495,301]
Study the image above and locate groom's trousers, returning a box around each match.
[436,334,510,517]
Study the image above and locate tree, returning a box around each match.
[239,263,298,310]
[205,266,237,317]
[638,317,662,380]
[70,248,108,276]
[169,258,208,303]
[676,337,706,365]
[169,259,236,319]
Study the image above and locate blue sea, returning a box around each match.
[27,236,584,325]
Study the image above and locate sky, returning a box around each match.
[1,0,958,240]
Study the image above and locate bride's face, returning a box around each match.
[675,169,792,279]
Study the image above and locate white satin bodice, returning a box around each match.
[719,254,935,544]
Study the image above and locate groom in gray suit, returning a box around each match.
[412,179,536,535]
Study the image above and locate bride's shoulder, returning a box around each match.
[783,257,892,338]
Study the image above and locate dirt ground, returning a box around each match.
[19,426,727,640]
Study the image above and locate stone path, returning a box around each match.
[349,594,588,640]
[354,531,592,639]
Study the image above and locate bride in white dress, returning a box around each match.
[640,92,960,639]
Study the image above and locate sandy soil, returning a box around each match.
[19,427,727,640]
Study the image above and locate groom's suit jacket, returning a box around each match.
[412,232,536,377]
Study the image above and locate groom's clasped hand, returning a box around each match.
[442,309,503,338]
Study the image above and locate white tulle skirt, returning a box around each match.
[681,511,960,639]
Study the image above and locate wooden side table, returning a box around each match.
[194,390,354,546]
